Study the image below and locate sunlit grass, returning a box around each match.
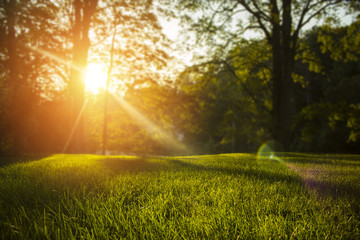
[0,153,359,239]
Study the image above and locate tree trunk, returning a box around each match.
[270,0,293,151]
[269,0,284,150]
[4,0,22,153]
[68,0,98,153]
[280,0,293,150]
[102,18,117,155]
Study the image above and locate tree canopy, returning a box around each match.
[165,0,359,150]
[0,0,359,155]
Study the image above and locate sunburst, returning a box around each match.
[84,63,108,94]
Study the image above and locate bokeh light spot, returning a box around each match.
[257,140,284,162]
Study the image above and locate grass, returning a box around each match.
[0,153,359,239]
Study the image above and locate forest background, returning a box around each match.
[1,0,360,156]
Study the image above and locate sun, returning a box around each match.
[84,63,108,94]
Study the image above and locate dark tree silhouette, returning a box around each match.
[171,0,349,150]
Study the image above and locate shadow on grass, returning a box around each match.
[96,156,302,185]
[98,157,167,174]
[290,166,360,204]
[167,157,360,206]
[303,178,360,204]
[281,153,360,166]
[167,159,301,185]
[0,154,52,168]
[283,153,360,205]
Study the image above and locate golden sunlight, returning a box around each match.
[85,63,108,94]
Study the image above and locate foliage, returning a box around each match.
[175,39,273,153]
[293,25,360,152]
[0,0,67,153]
[0,0,359,154]
[318,17,360,62]
[83,84,190,155]
[90,0,172,89]
[167,0,353,149]
[0,0,173,154]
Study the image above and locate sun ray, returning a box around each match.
[62,99,89,153]
[26,44,79,71]
[111,92,188,153]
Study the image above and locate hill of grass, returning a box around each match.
[0,153,359,239]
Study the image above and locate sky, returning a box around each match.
[157,3,358,69]
[158,3,357,41]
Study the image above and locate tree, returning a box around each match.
[293,25,360,152]
[0,0,63,153]
[171,0,351,150]
[1,0,18,152]
[176,39,272,153]
[86,0,171,154]
[101,6,116,155]
[66,0,171,153]
[68,0,99,153]
[0,0,171,154]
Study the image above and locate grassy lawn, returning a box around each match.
[0,153,359,239]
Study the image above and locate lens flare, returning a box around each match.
[256,140,284,162]
[111,92,188,153]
